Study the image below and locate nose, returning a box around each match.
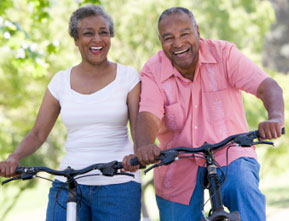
[92,33,101,42]
[172,36,183,48]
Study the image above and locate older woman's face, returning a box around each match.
[75,15,111,65]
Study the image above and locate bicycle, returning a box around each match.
[131,128,285,221]
[1,160,133,221]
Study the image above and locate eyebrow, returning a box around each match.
[81,26,108,31]
[161,33,172,38]
[161,27,192,38]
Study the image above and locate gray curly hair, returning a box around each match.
[69,4,114,40]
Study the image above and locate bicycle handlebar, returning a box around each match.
[130,128,285,173]
[2,160,132,185]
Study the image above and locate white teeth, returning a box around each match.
[90,46,102,50]
[174,48,188,54]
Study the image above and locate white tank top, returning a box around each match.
[48,64,141,185]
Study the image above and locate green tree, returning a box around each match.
[1,0,288,220]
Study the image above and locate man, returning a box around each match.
[135,7,284,221]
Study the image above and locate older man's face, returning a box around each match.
[158,12,200,76]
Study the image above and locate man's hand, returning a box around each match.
[0,157,19,178]
[257,78,284,140]
[258,119,284,140]
[136,144,161,165]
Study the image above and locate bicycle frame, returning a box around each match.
[200,149,240,221]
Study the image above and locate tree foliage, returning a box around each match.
[0,0,288,219]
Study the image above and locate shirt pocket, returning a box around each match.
[164,103,184,131]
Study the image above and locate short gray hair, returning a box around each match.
[158,7,197,29]
[69,4,114,40]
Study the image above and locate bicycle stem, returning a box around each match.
[66,174,78,221]
[204,150,224,213]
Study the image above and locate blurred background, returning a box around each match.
[0,0,288,220]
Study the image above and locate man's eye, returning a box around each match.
[164,37,173,41]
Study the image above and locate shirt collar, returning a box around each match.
[198,38,217,64]
[160,38,217,82]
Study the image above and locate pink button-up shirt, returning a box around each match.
[139,38,269,205]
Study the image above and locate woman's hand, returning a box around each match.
[122,154,139,172]
[0,156,19,177]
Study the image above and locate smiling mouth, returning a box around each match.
[90,46,103,52]
[173,48,189,55]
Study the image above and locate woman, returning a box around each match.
[0,4,141,221]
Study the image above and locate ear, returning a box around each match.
[196,25,200,38]
[74,38,79,47]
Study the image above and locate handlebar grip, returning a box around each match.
[255,127,285,138]
[130,157,146,169]
[130,157,140,166]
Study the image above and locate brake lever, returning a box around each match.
[1,173,35,185]
[115,172,135,177]
[159,151,179,165]
[100,165,118,176]
[2,177,21,185]
[144,163,160,175]
[144,150,179,175]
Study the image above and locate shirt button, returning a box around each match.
[194,126,198,129]
[194,105,198,108]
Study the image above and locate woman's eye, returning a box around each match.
[100,31,109,36]
[84,32,93,36]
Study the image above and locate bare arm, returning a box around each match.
[135,111,161,165]
[0,89,60,177]
[122,82,140,171]
[127,82,141,149]
[256,78,284,139]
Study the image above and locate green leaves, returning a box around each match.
[0,0,288,218]
[78,0,102,6]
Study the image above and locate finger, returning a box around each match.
[0,167,4,177]
[4,166,10,177]
[270,126,278,139]
[137,149,149,165]
[141,153,150,165]
[9,166,15,177]
[147,150,155,164]
[262,124,272,140]
[129,165,139,172]
[153,146,161,157]
[258,125,266,140]
[276,125,285,137]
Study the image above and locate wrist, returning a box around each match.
[268,112,284,121]
[8,153,21,162]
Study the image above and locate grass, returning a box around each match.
[261,169,289,220]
